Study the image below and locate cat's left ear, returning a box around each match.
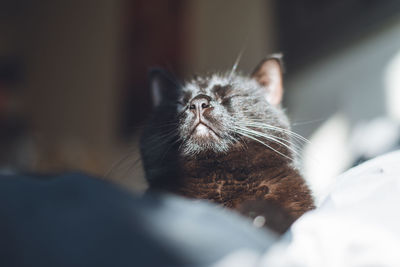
[149,68,180,107]
[251,54,284,106]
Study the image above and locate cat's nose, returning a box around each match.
[189,94,211,113]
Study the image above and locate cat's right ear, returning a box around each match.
[149,68,179,107]
[251,54,284,106]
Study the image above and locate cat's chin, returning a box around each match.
[180,137,229,157]
[192,124,218,140]
[190,122,219,139]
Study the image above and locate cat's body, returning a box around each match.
[141,55,314,233]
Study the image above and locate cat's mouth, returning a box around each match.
[190,122,220,139]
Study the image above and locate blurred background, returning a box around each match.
[1,0,400,194]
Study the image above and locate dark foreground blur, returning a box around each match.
[0,172,275,267]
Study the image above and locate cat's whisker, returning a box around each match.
[125,119,179,132]
[291,118,325,126]
[143,129,179,145]
[268,134,304,158]
[246,120,310,144]
[233,134,248,151]
[143,137,179,158]
[176,136,186,154]
[249,126,309,145]
[144,133,178,146]
[234,126,302,160]
[229,37,248,80]
[104,149,142,179]
[165,63,185,89]
[234,129,295,162]
[159,137,182,162]
[145,123,179,130]
[117,156,143,180]
[106,132,181,179]
[119,130,179,173]
[242,127,303,155]
[244,120,311,144]
[229,50,244,80]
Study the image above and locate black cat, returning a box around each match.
[141,55,315,233]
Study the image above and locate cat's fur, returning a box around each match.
[141,55,314,233]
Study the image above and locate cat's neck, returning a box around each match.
[148,138,314,232]
[174,143,297,199]
[180,141,293,180]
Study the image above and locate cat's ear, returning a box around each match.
[251,54,284,106]
[149,68,180,107]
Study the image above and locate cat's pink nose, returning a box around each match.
[189,94,211,113]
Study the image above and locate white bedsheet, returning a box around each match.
[214,150,400,267]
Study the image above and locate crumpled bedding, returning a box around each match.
[214,150,400,267]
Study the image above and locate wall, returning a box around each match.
[186,0,276,75]
[21,0,123,174]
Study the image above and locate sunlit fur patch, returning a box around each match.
[177,72,292,158]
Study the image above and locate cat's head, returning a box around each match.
[145,54,290,158]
